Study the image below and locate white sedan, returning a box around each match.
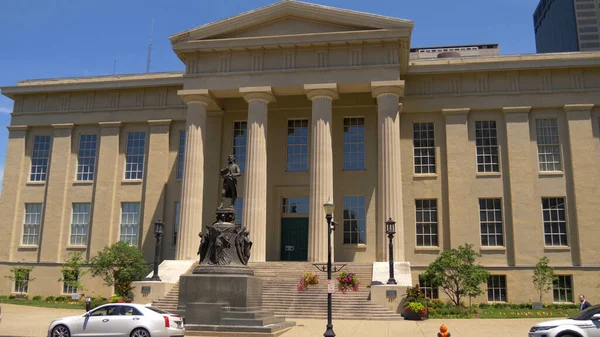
[529,305,600,337]
[47,303,184,337]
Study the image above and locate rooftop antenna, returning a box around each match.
[113,59,117,75]
[146,17,155,73]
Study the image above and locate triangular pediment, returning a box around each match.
[170,0,413,43]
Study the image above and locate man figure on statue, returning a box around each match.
[219,154,241,209]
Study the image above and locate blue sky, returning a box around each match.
[0,0,540,192]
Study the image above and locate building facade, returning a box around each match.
[535,0,600,53]
[2,1,600,304]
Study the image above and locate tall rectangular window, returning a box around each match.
[487,275,507,302]
[553,276,573,303]
[125,132,146,180]
[173,202,180,246]
[234,197,244,225]
[120,203,140,245]
[233,122,247,173]
[475,121,499,173]
[176,131,185,180]
[70,203,90,246]
[413,122,436,174]
[343,196,366,244]
[416,199,438,247]
[14,271,30,294]
[62,272,78,294]
[343,118,365,170]
[282,198,309,214]
[419,274,439,299]
[536,119,562,172]
[30,135,51,182]
[76,134,97,181]
[286,120,309,172]
[22,203,42,246]
[479,199,503,246]
[542,197,568,246]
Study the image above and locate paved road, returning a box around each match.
[0,303,542,337]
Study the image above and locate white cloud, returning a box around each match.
[0,107,11,114]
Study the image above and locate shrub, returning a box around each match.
[90,242,149,297]
[109,296,133,303]
[32,295,42,301]
[90,296,109,309]
[59,252,89,293]
[45,296,56,302]
[404,284,425,303]
[428,299,445,309]
[55,296,68,302]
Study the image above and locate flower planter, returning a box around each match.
[403,311,423,321]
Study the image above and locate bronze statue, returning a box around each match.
[219,155,241,209]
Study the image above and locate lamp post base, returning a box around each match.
[324,325,335,337]
[150,274,162,282]
[386,278,397,285]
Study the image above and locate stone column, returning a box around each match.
[40,123,73,262]
[305,83,338,263]
[1,126,28,261]
[564,104,598,266]
[176,90,214,261]
[372,80,405,262]
[240,87,274,262]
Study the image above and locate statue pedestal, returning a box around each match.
[176,265,294,336]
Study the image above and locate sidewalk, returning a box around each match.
[0,303,540,337]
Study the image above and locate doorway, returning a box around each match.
[280,218,309,261]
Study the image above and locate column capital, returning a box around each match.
[6,125,28,132]
[502,106,531,115]
[564,104,594,113]
[240,86,275,103]
[371,80,405,98]
[304,83,339,101]
[177,89,216,106]
[442,108,470,116]
[98,121,122,128]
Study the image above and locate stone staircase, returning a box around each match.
[152,262,402,320]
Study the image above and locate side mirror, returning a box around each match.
[84,313,90,317]
[591,314,600,321]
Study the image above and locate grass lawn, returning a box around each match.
[478,308,579,319]
[0,298,85,310]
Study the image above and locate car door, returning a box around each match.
[106,305,144,337]
[81,305,120,337]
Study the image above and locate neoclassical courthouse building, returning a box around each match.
[1,1,600,303]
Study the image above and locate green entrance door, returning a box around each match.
[280,218,309,261]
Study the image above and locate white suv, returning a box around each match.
[529,305,600,337]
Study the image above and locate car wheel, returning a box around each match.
[131,328,151,337]
[51,325,70,337]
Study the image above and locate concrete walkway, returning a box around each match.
[0,303,543,337]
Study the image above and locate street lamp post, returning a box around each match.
[323,198,336,337]
[385,218,397,285]
[150,219,164,281]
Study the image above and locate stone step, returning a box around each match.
[221,315,283,327]
[221,310,274,320]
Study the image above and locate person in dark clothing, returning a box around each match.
[579,294,592,311]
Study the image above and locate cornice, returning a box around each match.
[7,125,28,131]
[502,106,532,115]
[148,119,172,126]
[99,121,122,128]
[51,123,74,129]
[441,108,470,116]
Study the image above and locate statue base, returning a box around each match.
[176,263,294,336]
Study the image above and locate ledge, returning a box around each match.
[480,246,507,252]
[18,246,38,251]
[544,246,571,252]
[413,173,438,180]
[414,246,440,252]
[72,181,94,186]
[342,244,367,250]
[26,181,46,186]
[121,180,143,185]
[538,171,564,177]
[476,172,502,178]
[66,246,87,251]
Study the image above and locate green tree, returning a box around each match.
[90,242,149,297]
[5,266,35,292]
[532,256,557,303]
[58,252,89,293]
[421,243,490,307]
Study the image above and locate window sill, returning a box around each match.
[342,169,367,172]
[121,180,143,185]
[26,181,46,186]
[539,171,564,177]
[66,246,87,250]
[476,172,502,178]
[480,246,506,252]
[414,246,440,252]
[413,174,438,180]
[73,181,94,186]
[342,244,367,250]
[544,246,570,252]
[18,246,38,251]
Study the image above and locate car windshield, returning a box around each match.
[570,305,600,320]
[146,306,171,314]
